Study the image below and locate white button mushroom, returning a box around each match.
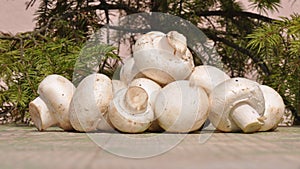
[37,74,75,131]
[128,78,162,132]
[189,65,230,94]
[133,31,194,85]
[108,86,154,133]
[154,80,209,133]
[119,57,145,85]
[209,78,265,133]
[69,73,113,132]
[259,85,285,131]
[29,97,57,131]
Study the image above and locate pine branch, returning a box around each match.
[196,10,276,23]
[81,1,139,14]
[204,30,270,75]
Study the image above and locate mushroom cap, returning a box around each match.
[119,57,145,85]
[154,80,209,132]
[108,87,154,133]
[133,31,166,52]
[259,85,285,131]
[69,73,113,132]
[96,112,115,131]
[112,80,127,94]
[189,65,230,94]
[133,31,194,85]
[166,31,187,54]
[209,78,265,132]
[128,78,162,132]
[29,97,57,131]
[37,74,75,131]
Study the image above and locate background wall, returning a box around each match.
[0,0,38,34]
[0,0,300,34]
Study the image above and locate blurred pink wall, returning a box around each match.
[0,0,38,34]
[0,0,299,34]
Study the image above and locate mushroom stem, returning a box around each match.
[29,97,58,131]
[124,86,148,114]
[231,104,264,133]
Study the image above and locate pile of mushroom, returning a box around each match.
[29,30,285,133]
